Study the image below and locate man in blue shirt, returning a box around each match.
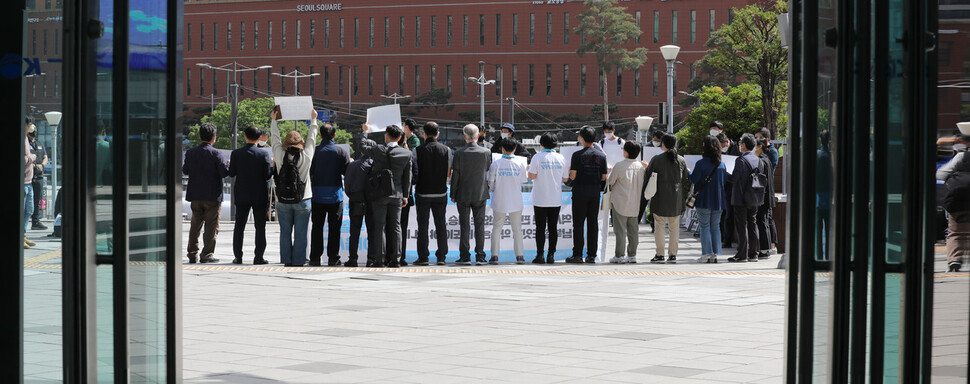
[229,126,274,265]
[309,123,351,266]
[566,126,608,264]
[182,123,229,263]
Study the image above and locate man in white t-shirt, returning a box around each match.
[600,121,626,170]
[528,132,567,264]
[488,138,530,264]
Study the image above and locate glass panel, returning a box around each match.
[883,0,905,266]
[95,0,116,380]
[23,0,65,381]
[128,0,169,381]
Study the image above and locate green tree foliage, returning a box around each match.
[412,88,455,115]
[700,0,788,139]
[186,97,341,149]
[574,0,648,121]
[677,84,764,155]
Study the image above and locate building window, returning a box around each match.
[414,65,420,94]
[529,13,535,45]
[383,65,389,96]
[200,23,205,51]
[446,65,452,92]
[463,15,469,46]
[255,22,259,50]
[186,69,191,96]
[563,64,569,96]
[339,19,344,48]
[212,23,217,51]
[511,64,518,96]
[495,14,501,46]
[616,69,622,97]
[400,17,405,48]
[430,64,436,90]
[689,63,696,80]
[226,22,232,51]
[268,21,273,50]
[310,66,315,95]
[199,68,205,96]
[431,16,437,47]
[635,11,641,44]
[309,20,314,49]
[495,65,502,96]
[368,65,374,96]
[709,10,716,37]
[384,17,389,48]
[325,19,330,49]
[580,64,586,97]
[653,11,659,44]
[265,67,272,92]
[338,66,344,96]
[652,64,659,97]
[671,11,678,43]
[462,64,468,96]
[546,64,552,96]
[211,70,217,96]
[353,66,359,96]
[447,16,453,46]
[512,14,518,46]
[281,20,286,50]
[323,66,330,95]
[690,10,696,43]
[354,18,359,48]
[415,17,421,47]
[239,69,245,96]
[546,13,552,45]
[529,64,535,96]
[281,66,286,94]
[240,22,246,50]
[563,13,569,45]
[479,14,485,46]
[634,69,640,97]
[399,65,405,94]
[187,24,191,52]
[369,18,374,48]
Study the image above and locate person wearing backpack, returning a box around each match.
[937,127,970,272]
[309,123,351,266]
[344,152,374,267]
[359,123,413,268]
[726,133,766,263]
[270,108,319,267]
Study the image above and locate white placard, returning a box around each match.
[559,145,582,179]
[685,154,739,175]
[274,96,315,120]
[602,141,625,168]
[365,104,403,133]
[640,147,664,164]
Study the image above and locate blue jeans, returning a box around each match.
[696,208,723,256]
[24,184,34,232]
[277,199,312,265]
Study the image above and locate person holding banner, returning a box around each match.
[606,141,646,264]
[451,124,493,265]
[269,108,318,267]
[488,138,531,264]
[414,122,453,266]
[645,133,690,264]
[528,133,566,264]
[360,123,413,268]
[565,126,608,264]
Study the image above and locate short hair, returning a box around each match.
[199,122,217,142]
[259,129,270,138]
[661,133,678,151]
[499,137,517,152]
[739,133,757,151]
[386,124,404,140]
[539,132,558,149]
[423,121,439,137]
[244,125,262,141]
[25,117,33,125]
[710,121,724,130]
[578,126,596,144]
[756,136,769,150]
[463,124,479,141]
[623,141,642,158]
[602,121,615,131]
[651,130,664,140]
[716,133,729,144]
[320,123,336,141]
[403,118,418,131]
[756,127,772,140]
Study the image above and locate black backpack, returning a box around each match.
[943,153,970,213]
[275,150,306,203]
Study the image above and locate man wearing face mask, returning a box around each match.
[599,121,625,167]
[937,125,970,272]
[491,123,531,158]
[711,121,741,156]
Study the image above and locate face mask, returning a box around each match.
[604,132,614,140]
[954,143,968,151]
[652,140,662,147]
[721,146,729,153]
[710,129,719,137]
[257,140,267,146]
[500,133,510,139]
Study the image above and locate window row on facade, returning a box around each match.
[185,9,733,53]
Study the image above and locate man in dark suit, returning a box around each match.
[229,126,274,265]
[182,122,229,263]
[451,124,493,265]
[727,133,765,263]
[414,122,453,266]
[360,123,413,268]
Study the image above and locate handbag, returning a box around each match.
[600,184,612,211]
[643,172,658,200]
[686,160,720,209]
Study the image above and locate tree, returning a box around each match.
[186,97,315,148]
[677,84,764,155]
[412,88,455,116]
[702,0,788,139]
[574,0,648,121]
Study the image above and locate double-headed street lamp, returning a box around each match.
[660,45,681,134]
[273,69,320,96]
[467,61,496,131]
[195,61,272,150]
[380,92,411,104]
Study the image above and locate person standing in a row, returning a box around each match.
[413,122,452,266]
[566,126,607,264]
[607,141,646,264]
[691,135,728,263]
[270,108,318,267]
[183,122,228,263]
[754,136,776,260]
[488,138,530,264]
[359,123,413,268]
[343,151,373,267]
[646,134,690,264]
[528,132,566,264]
[937,126,970,272]
[452,124,493,265]
[229,126,273,265]
[309,121,350,266]
[728,133,766,263]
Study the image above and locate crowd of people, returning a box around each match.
[181,106,785,267]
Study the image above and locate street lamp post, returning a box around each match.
[380,92,411,104]
[660,45,681,134]
[272,69,320,96]
[329,61,352,118]
[44,111,62,219]
[467,63,496,131]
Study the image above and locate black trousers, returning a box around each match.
[721,183,736,246]
[348,200,370,261]
[371,198,403,264]
[733,205,760,259]
[310,202,343,262]
[400,196,413,260]
[756,203,773,253]
[31,178,45,222]
[534,206,561,257]
[457,200,487,259]
[233,202,267,259]
[416,196,448,260]
[572,196,600,258]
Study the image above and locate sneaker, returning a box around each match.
[697,255,710,263]
[489,256,500,265]
[32,222,48,230]
[532,256,546,264]
[627,256,637,264]
[24,237,36,247]
[199,254,220,263]
[456,257,472,266]
[727,256,748,263]
[436,258,447,266]
[747,256,759,262]
[564,256,584,264]
[947,261,962,272]
[414,258,430,266]
[650,255,665,264]
[327,258,341,266]
[609,256,628,264]
[516,256,525,264]
[476,257,488,266]
[708,256,718,264]
[666,255,677,264]
[757,251,771,260]
[584,256,596,264]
